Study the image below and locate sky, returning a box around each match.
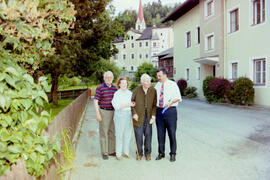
[111,0,186,15]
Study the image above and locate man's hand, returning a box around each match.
[133,114,138,121]
[96,114,102,122]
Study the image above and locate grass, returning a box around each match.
[44,99,74,121]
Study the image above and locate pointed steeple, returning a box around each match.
[137,0,144,22]
[135,0,146,32]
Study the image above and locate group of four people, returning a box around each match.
[93,67,182,162]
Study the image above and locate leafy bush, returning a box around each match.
[129,82,140,91]
[203,76,216,103]
[135,63,157,82]
[184,87,198,98]
[90,59,121,84]
[208,78,231,102]
[177,79,187,96]
[0,55,60,177]
[229,77,254,105]
[59,76,82,88]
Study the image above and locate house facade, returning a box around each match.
[163,0,270,106]
[111,0,173,79]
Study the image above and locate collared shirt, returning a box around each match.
[155,79,182,108]
[112,89,132,111]
[94,83,117,110]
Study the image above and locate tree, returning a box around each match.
[40,0,125,105]
[90,59,121,84]
[135,63,157,82]
[0,0,75,177]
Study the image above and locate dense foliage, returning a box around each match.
[129,82,140,91]
[203,76,216,103]
[90,59,121,84]
[177,79,187,96]
[135,63,157,82]
[184,87,198,98]
[208,78,231,102]
[40,0,125,105]
[0,0,75,177]
[229,77,254,105]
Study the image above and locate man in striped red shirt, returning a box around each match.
[94,71,117,160]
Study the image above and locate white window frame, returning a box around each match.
[146,54,148,59]
[131,43,134,48]
[131,54,134,59]
[139,42,142,47]
[186,31,191,48]
[228,7,240,34]
[205,32,215,52]
[123,44,126,49]
[253,58,266,86]
[139,54,142,59]
[251,0,266,26]
[196,66,200,80]
[249,56,267,88]
[204,0,215,19]
[123,54,126,60]
[228,60,239,81]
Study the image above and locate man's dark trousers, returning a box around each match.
[134,113,152,156]
[156,107,177,156]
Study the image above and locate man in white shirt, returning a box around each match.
[154,67,182,162]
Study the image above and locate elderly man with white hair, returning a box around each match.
[131,73,157,161]
[94,71,117,160]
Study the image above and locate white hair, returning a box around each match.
[140,73,152,83]
[103,71,114,78]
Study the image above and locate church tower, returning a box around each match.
[135,0,146,32]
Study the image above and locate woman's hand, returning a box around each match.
[130,101,136,107]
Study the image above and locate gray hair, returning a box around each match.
[140,73,152,83]
[103,71,114,78]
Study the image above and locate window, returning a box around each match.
[186,31,191,48]
[232,63,238,80]
[123,54,126,60]
[122,67,125,70]
[146,42,148,46]
[146,54,148,58]
[230,8,239,33]
[123,44,126,49]
[161,33,163,36]
[153,42,156,47]
[252,0,265,25]
[139,54,142,59]
[253,58,266,85]
[205,33,214,51]
[186,68,190,81]
[131,36,133,40]
[131,43,134,48]
[139,42,142,47]
[205,0,214,17]
[131,54,134,59]
[131,66,134,71]
[196,67,200,80]
[138,25,140,30]
[197,27,200,44]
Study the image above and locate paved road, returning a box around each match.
[70,99,270,180]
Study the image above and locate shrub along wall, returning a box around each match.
[0,90,90,180]
[203,76,254,105]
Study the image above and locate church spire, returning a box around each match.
[137,0,144,22]
[135,0,146,32]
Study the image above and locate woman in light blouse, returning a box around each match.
[112,77,135,160]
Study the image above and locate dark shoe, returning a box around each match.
[102,154,109,160]
[109,152,116,156]
[145,155,151,161]
[155,154,165,160]
[170,155,176,162]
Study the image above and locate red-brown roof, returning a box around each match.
[137,0,144,22]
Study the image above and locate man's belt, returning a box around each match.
[100,107,114,111]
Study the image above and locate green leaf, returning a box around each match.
[35,145,45,154]
[0,128,10,141]
[41,110,50,117]
[23,74,34,84]
[0,73,6,81]
[0,141,7,152]
[0,94,6,109]
[5,67,19,76]
[8,144,22,153]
